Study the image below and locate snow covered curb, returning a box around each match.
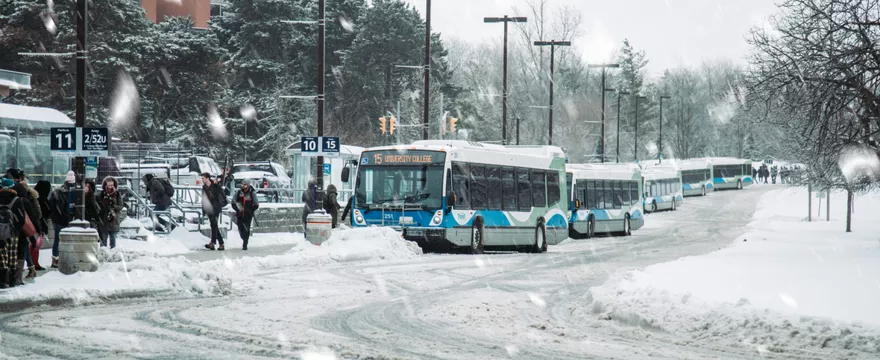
[583,187,880,356]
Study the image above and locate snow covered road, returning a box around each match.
[0,186,856,359]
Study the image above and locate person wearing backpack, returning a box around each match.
[143,174,172,211]
[323,184,340,228]
[232,180,259,250]
[48,172,76,268]
[0,178,26,289]
[201,173,226,250]
[7,169,41,282]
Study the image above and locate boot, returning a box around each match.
[14,260,25,285]
[0,269,7,289]
[217,244,225,251]
[51,256,58,268]
[8,266,17,288]
[32,247,44,271]
[26,266,36,280]
[204,243,215,251]
[242,239,248,251]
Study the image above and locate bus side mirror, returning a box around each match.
[446,191,456,213]
[341,167,350,182]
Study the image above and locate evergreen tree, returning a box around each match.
[615,39,653,161]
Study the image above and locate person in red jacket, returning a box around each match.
[232,180,259,250]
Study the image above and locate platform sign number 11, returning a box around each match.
[56,132,73,149]
[50,127,77,155]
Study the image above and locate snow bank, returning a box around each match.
[166,226,305,251]
[203,227,422,271]
[0,249,232,305]
[586,187,880,355]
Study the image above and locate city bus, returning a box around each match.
[642,166,683,212]
[345,140,569,254]
[704,157,754,190]
[678,159,714,196]
[565,163,644,238]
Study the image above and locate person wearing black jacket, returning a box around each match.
[301,179,316,235]
[98,177,124,248]
[0,178,26,289]
[323,184,340,228]
[232,180,259,250]
[34,180,52,271]
[7,169,42,282]
[201,173,226,250]
[82,179,102,231]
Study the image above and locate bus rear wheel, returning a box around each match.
[702,186,706,196]
[624,214,632,236]
[531,222,547,253]
[651,201,658,212]
[737,180,743,189]
[672,199,677,211]
[587,215,596,239]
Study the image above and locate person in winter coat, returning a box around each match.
[143,173,172,211]
[0,178,26,289]
[7,169,42,281]
[232,180,259,250]
[82,179,102,231]
[98,177,124,248]
[323,184,340,228]
[33,180,52,271]
[201,173,226,250]
[48,171,76,268]
[770,166,778,184]
[301,179,317,235]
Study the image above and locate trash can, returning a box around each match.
[305,210,333,245]
[58,220,100,275]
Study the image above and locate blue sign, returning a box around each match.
[81,127,109,156]
[50,127,77,156]
[301,136,319,154]
[323,163,331,176]
[322,136,340,157]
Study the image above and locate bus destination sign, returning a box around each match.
[361,150,446,166]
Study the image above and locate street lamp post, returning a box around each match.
[485,15,527,145]
[533,40,571,146]
[634,95,647,162]
[659,95,670,164]
[588,63,619,163]
[616,91,631,163]
[423,0,431,140]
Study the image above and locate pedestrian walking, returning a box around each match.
[323,184,340,228]
[143,173,173,232]
[201,173,226,250]
[33,180,52,271]
[301,179,317,236]
[232,180,259,250]
[771,166,778,184]
[48,171,76,268]
[0,178,26,288]
[98,177,123,249]
[7,169,41,281]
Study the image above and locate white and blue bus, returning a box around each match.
[346,140,569,254]
[678,159,714,196]
[642,166,683,212]
[565,163,645,238]
[704,157,754,190]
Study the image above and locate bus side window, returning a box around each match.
[471,165,486,210]
[630,181,638,206]
[517,168,532,211]
[501,168,517,211]
[487,166,502,210]
[452,162,471,209]
[531,171,546,208]
[547,171,560,206]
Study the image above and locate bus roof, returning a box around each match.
[642,166,680,180]
[566,163,641,181]
[695,157,751,165]
[676,158,713,171]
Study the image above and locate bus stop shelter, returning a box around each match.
[0,103,75,183]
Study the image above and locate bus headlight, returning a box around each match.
[354,210,366,225]
[430,210,443,226]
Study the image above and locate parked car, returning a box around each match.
[231,162,292,202]
[141,155,222,186]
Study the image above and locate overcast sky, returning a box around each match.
[402,0,781,75]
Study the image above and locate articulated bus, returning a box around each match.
[703,157,754,190]
[565,163,645,238]
[346,140,569,254]
[678,159,714,196]
[642,166,683,213]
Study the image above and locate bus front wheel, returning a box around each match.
[702,186,706,196]
[672,199,677,211]
[737,180,743,189]
[470,220,484,255]
[651,201,658,212]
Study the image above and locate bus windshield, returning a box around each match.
[355,164,444,210]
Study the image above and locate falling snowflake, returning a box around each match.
[778,292,798,309]
[338,14,355,33]
[208,103,228,140]
[300,348,338,360]
[240,104,257,121]
[40,12,56,34]
[527,292,546,308]
[505,344,520,356]
[109,71,140,129]
[838,144,880,184]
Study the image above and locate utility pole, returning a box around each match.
[616,91,630,163]
[75,0,87,220]
[316,0,326,192]
[634,95,647,162]
[588,63,620,163]
[658,95,670,163]
[533,40,571,145]
[516,116,521,145]
[423,0,431,140]
[485,16,527,144]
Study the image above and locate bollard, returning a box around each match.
[305,210,333,245]
[58,220,100,275]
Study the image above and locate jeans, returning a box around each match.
[52,224,65,257]
[208,214,223,245]
[100,230,117,248]
[237,212,253,245]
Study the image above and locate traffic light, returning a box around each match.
[449,117,458,132]
[389,116,397,135]
[379,117,387,134]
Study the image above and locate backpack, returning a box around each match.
[160,178,174,197]
[0,197,20,242]
[323,192,336,213]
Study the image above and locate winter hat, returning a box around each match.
[65,171,76,184]
[1,178,15,189]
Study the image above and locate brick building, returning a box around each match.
[141,0,225,29]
